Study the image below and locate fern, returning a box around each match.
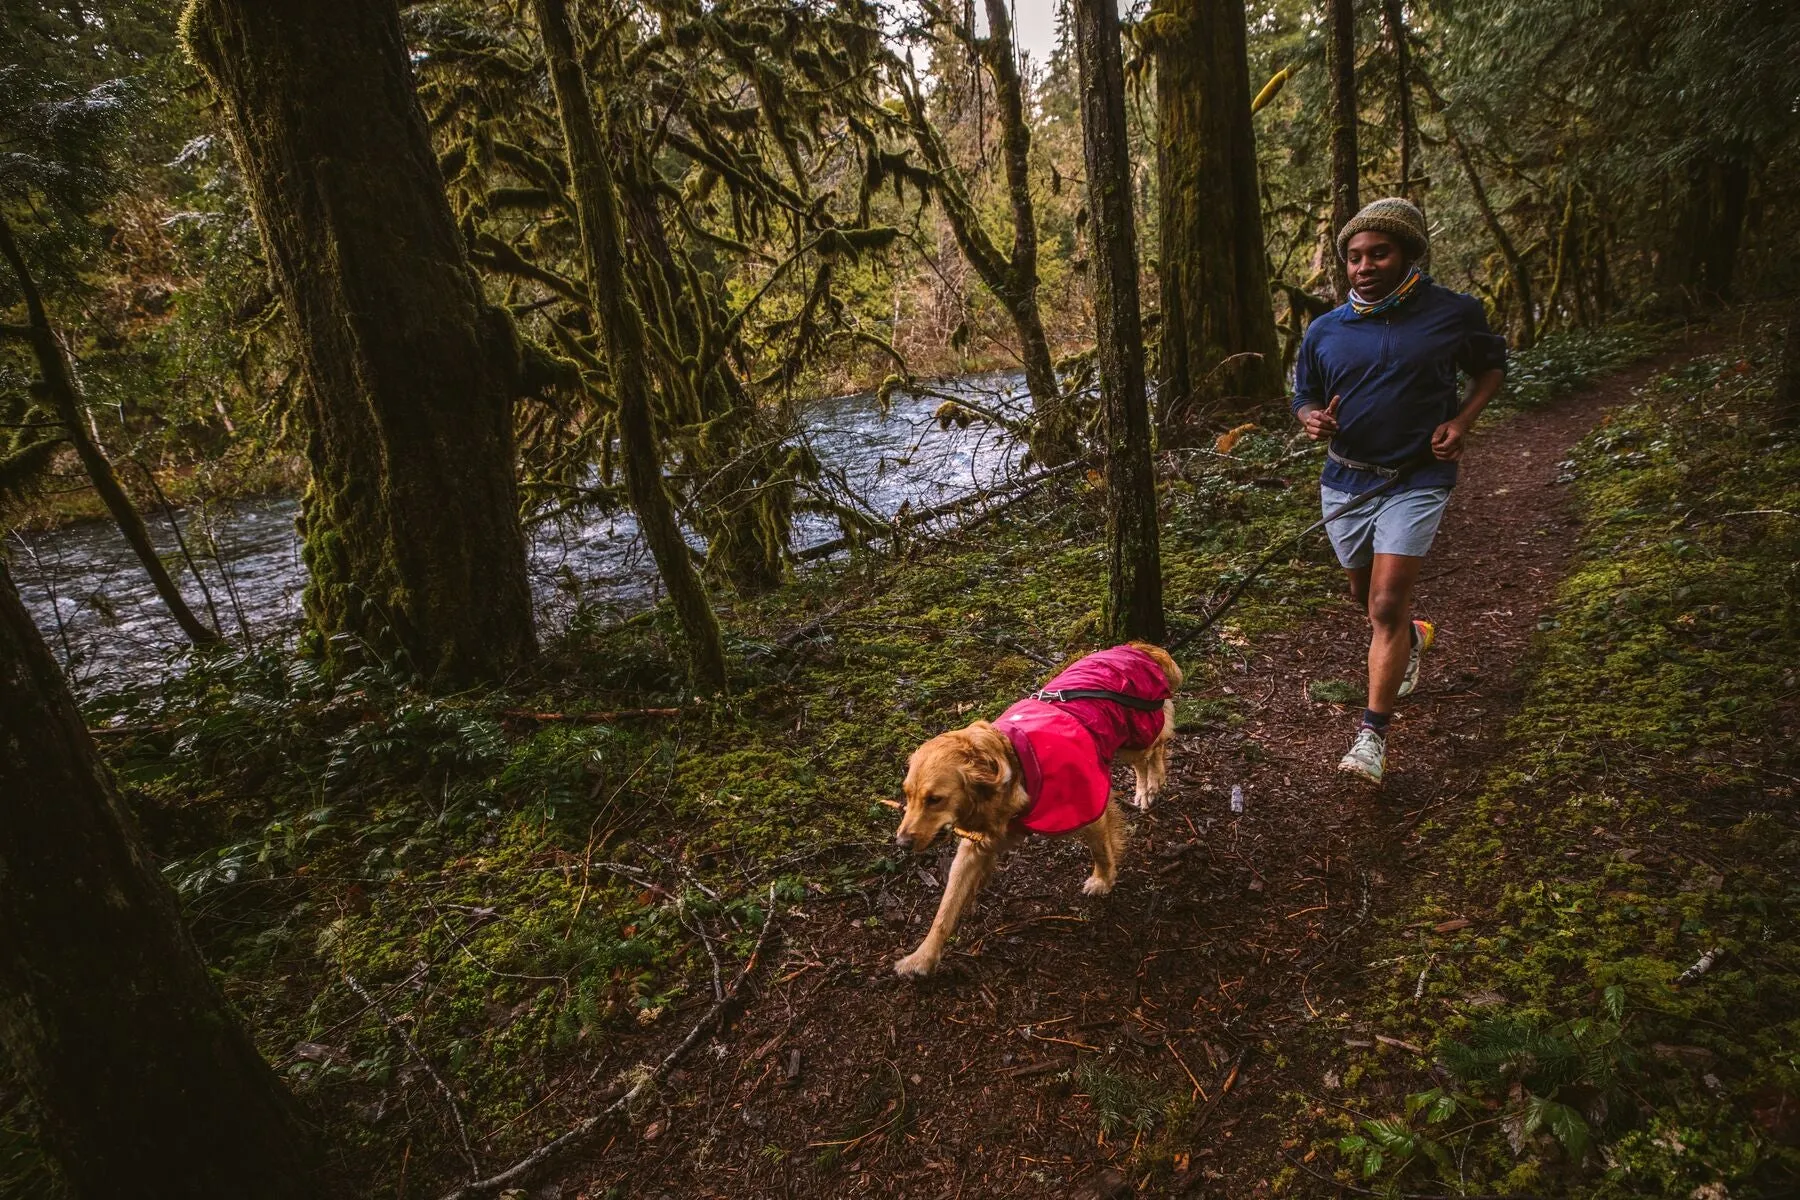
[1075,1062,1171,1138]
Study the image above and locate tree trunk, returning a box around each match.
[184,0,537,687]
[897,2,1077,465]
[1700,158,1749,303]
[1380,0,1418,204]
[1777,303,1800,427]
[619,172,789,593]
[1543,185,1578,333]
[1073,0,1164,644]
[0,216,219,649]
[0,558,315,1198]
[1152,0,1284,428]
[1449,128,1536,349]
[977,0,1075,459]
[531,0,728,691]
[1325,0,1359,301]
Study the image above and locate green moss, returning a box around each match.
[74,323,1728,1193]
[1288,324,1800,1197]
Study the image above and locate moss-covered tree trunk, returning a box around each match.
[531,0,728,691]
[1380,0,1418,203]
[1073,0,1164,643]
[975,0,1073,460]
[0,216,219,649]
[1325,0,1359,301]
[1151,0,1283,428]
[618,175,788,594]
[898,0,1077,466]
[184,0,537,687]
[1450,127,1536,349]
[0,558,315,1198]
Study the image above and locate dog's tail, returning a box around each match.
[1129,641,1184,692]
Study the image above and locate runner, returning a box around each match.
[1291,198,1507,785]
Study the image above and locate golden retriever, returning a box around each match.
[891,641,1182,978]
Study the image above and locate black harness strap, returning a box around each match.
[1031,687,1168,713]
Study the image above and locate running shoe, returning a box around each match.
[1338,727,1387,785]
[1397,619,1435,699]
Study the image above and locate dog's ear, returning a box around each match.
[958,722,1011,796]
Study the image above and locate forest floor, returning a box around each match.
[522,330,1789,1200]
[24,317,1795,1200]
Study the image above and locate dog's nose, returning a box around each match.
[894,831,914,851]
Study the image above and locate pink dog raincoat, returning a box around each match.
[993,645,1171,835]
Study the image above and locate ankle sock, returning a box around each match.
[1361,709,1391,734]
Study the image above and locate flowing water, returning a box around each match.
[9,375,1030,693]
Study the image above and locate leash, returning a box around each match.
[1030,686,1165,712]
[1166,452,1432,652]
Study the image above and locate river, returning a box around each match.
[9,375,1030,693]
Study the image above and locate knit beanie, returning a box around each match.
[1337,197,1429,263]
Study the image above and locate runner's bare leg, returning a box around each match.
[1364,553,1423,713]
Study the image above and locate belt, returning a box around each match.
[1327,447,1406,480]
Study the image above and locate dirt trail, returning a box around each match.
[544,351,1694,1200]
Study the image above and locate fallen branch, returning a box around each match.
[86,722,173,737]
[775,599,852,650]
[1673,946,1723,987]
[344,969,480,1182]
[793,456,1093,563]
[1003,1057,1073,1080]
[1187,1046,1249,1138]
[500,707,681,724]
[440,884,780,1200]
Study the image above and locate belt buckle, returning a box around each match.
[1036,689,1064,703]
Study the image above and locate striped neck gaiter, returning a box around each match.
[1348,264,1428,318]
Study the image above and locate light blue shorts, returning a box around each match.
[1321,484,1451,569]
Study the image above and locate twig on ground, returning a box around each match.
[774,599,851,651]
[1166,1040,1206,1101]
[1674,946,1723,986]
[440,884,780,1200]
[678,899,725,1003]
[1187,1046,1248,1137]
[500,707,680,724]
[1414,954,1437,1002]
[343,969,480,1181]
[1002,1057,1073,1079]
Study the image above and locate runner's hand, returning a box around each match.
[1301,395,1340,441]
[1431,419,1467,460]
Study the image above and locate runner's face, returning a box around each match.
[1346,232,1409,300]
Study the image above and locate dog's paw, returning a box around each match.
[1133,789,1159,812]
[894,952,938,979]
[1082,874,1115,897]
